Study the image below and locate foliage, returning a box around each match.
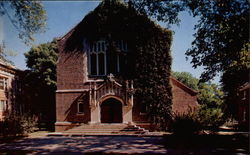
[198,104,224,130]
[185,0,249,81]
[221,43,250,119]
[0,114,37,137]
[0,42,14,65]
[24,39,57,129]
[129,0,249,82]
[197,83,225,129]
[0,1,46,45]
[171,110,201,135]
[172,71,199,90]
[25,39,57,88]
[172,71,225,129]
[63,0,172,130]
[171,105,224,134]
[127,0,185,27]
[197,82,224,108]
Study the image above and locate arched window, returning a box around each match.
[88,40,127,76]
[77,101,84,114]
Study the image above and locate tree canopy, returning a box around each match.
[25,40,57,87]
[128,0,249,82]
[24,39,57,128]
[185,0,249,81]
[127,0,185,27]
[221,43,250,119]
[0,1,46,45]
[172,72,199,91]
[0,42,14,65]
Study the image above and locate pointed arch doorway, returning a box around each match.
[100,98,122,123]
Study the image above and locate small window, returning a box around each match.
[0,100,6,111]
[140,103,147,114]
[78,101,84,114]
[0,77,6,90]
[0,79,4,90]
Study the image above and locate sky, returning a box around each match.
[1,1,219,83]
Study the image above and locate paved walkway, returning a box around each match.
[0,136,168,154]
[0,133,248,154]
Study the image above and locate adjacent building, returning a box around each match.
[237,82,249,129]
[0,60,22,120]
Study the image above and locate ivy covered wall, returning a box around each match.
[61,0,173,130]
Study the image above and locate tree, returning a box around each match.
[172,71,199,90]
[127,0,185,27]
[185,0,249,81]
[0,42,14,65]
[221,43,250,119]
[0,1,46,45]
[172,71,225,128]
[24,39,57,129]
[128,0,249,82]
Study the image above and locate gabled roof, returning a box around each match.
[57,0,170,53]
[170,77,198,96]
[0,59,16,69]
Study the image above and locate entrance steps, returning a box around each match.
[55,124,149,136]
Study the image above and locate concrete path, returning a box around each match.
[0,136,167,154]
[0,133,248,154]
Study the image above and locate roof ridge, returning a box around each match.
[170,76,198,95]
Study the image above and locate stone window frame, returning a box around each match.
[87,40,128,77]
[77,101,84,115]
[0,76,7,90]
[0,100,7,111]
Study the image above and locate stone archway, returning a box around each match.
[100,98,122,123]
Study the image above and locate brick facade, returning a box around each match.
[0,61,22,120]
[236,83,249,129]
[55,4,198,132]
[55,47,198,131]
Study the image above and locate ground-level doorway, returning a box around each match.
[100,98,122,123]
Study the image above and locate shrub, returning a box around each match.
[171,110,201,135]
[198,105,225,130]
[0,114,37,137]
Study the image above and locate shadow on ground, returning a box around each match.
[164,133,249,155]
[0,133,248,154]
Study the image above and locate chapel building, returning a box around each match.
[55,1,198,131]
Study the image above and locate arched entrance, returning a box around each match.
[100,98,122,123]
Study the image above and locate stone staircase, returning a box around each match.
[62,123,149,136]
